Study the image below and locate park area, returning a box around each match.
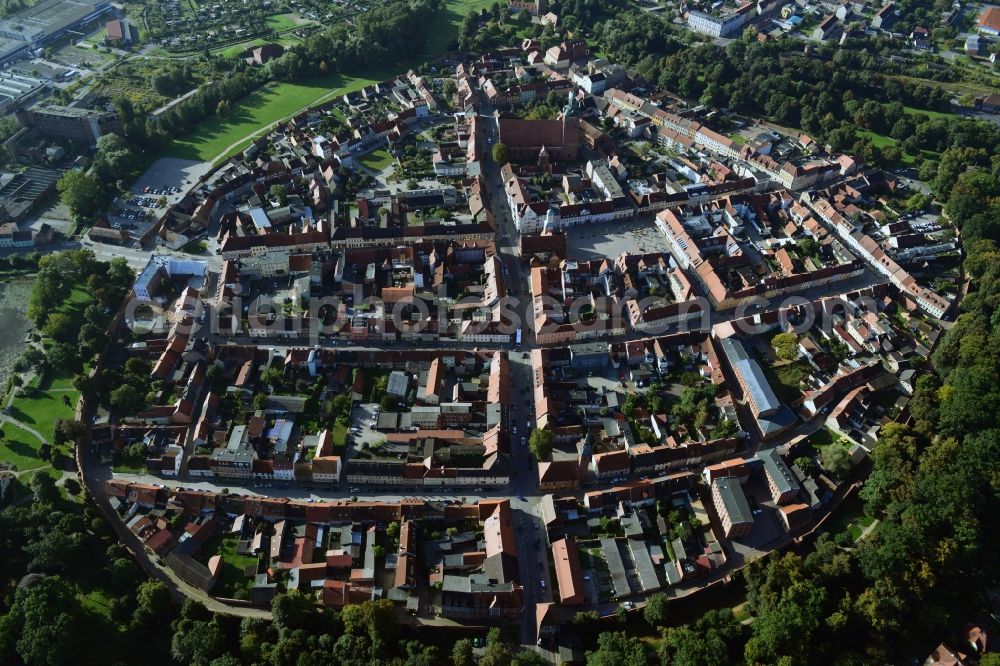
[0,255,127,478]
[165,70,395,163]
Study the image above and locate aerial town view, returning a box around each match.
[0,0,1000,663]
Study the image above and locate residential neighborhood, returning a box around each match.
[0,0,998,663]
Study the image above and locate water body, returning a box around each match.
[0,276,32,387]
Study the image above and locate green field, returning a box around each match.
[165,69,396,162]
[420,0,496,57]
[825,494,876,541]
[8,389,77,445]
[5,283,88,449]
[0,422,46,471]
[357,148,395,171]
[855,130,924,167]
[266,13,306,32]
[809,426,845,448]
[901,105,953,120]
[112,447,147,474]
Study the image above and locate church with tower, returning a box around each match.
[495,91,582,163]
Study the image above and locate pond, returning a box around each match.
[0,275,32,387]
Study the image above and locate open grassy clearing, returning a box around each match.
[357,147,395,170]
[5,283,88,452]
[331,422,348,450]
[809,426,845,448]
[112,447,147,474]
[0,422,46,471]
[216,36,301,59]
[824,494,876,542]
[854,129,939,167]
[8,390,77,445]
[165,68,397,162]
[420,0,496,57]
[890,73,1000,99]
[266,13,311,32]
[900,105,954,120]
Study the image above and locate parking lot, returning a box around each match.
[344,403,388,459]
[134,157,215,199]
[101,157,218,242]
[565,216,671,260]
[106,195,165,235]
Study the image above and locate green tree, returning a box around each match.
[43,313,75,343]
[820,444,852,480]
[586,631,648,666]
[743,554,826,665]
[2,576,84,666]
[29,472,58,505]
[270,184,288,205]
[261,365,284,389]
[171,619,225,666]
[133,580,172,628]
[529,428,553,461]
[771,332,799,361]
[47,342,81,373]
[794,456,818,477]
[643,592,670,626]
[56,170,103,221]
[491,142,508,164]
[451,639,474,666]
[110,384,144,414]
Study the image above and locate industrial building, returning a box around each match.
[0,70,48,113]
[0,0,112,47]
[16,103,121,147]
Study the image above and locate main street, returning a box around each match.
[477,107,556,645]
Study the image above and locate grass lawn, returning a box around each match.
[0,422,46,471]
[112,448,147,474]
[854,129,934,168]
[331,422,348,449]
[217,40,265,59]
[765,360,811,404]
[357,148,395,171]
[165,68,397,163]
[212,535,259,597]
[901,105,953,120]
[5,280,88,447]
[421,0,496,57]
[825,494,875,541]
[266,13,307,31]
[79,587,113,615]
[7,390,76,445]
[809,426,844,448]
